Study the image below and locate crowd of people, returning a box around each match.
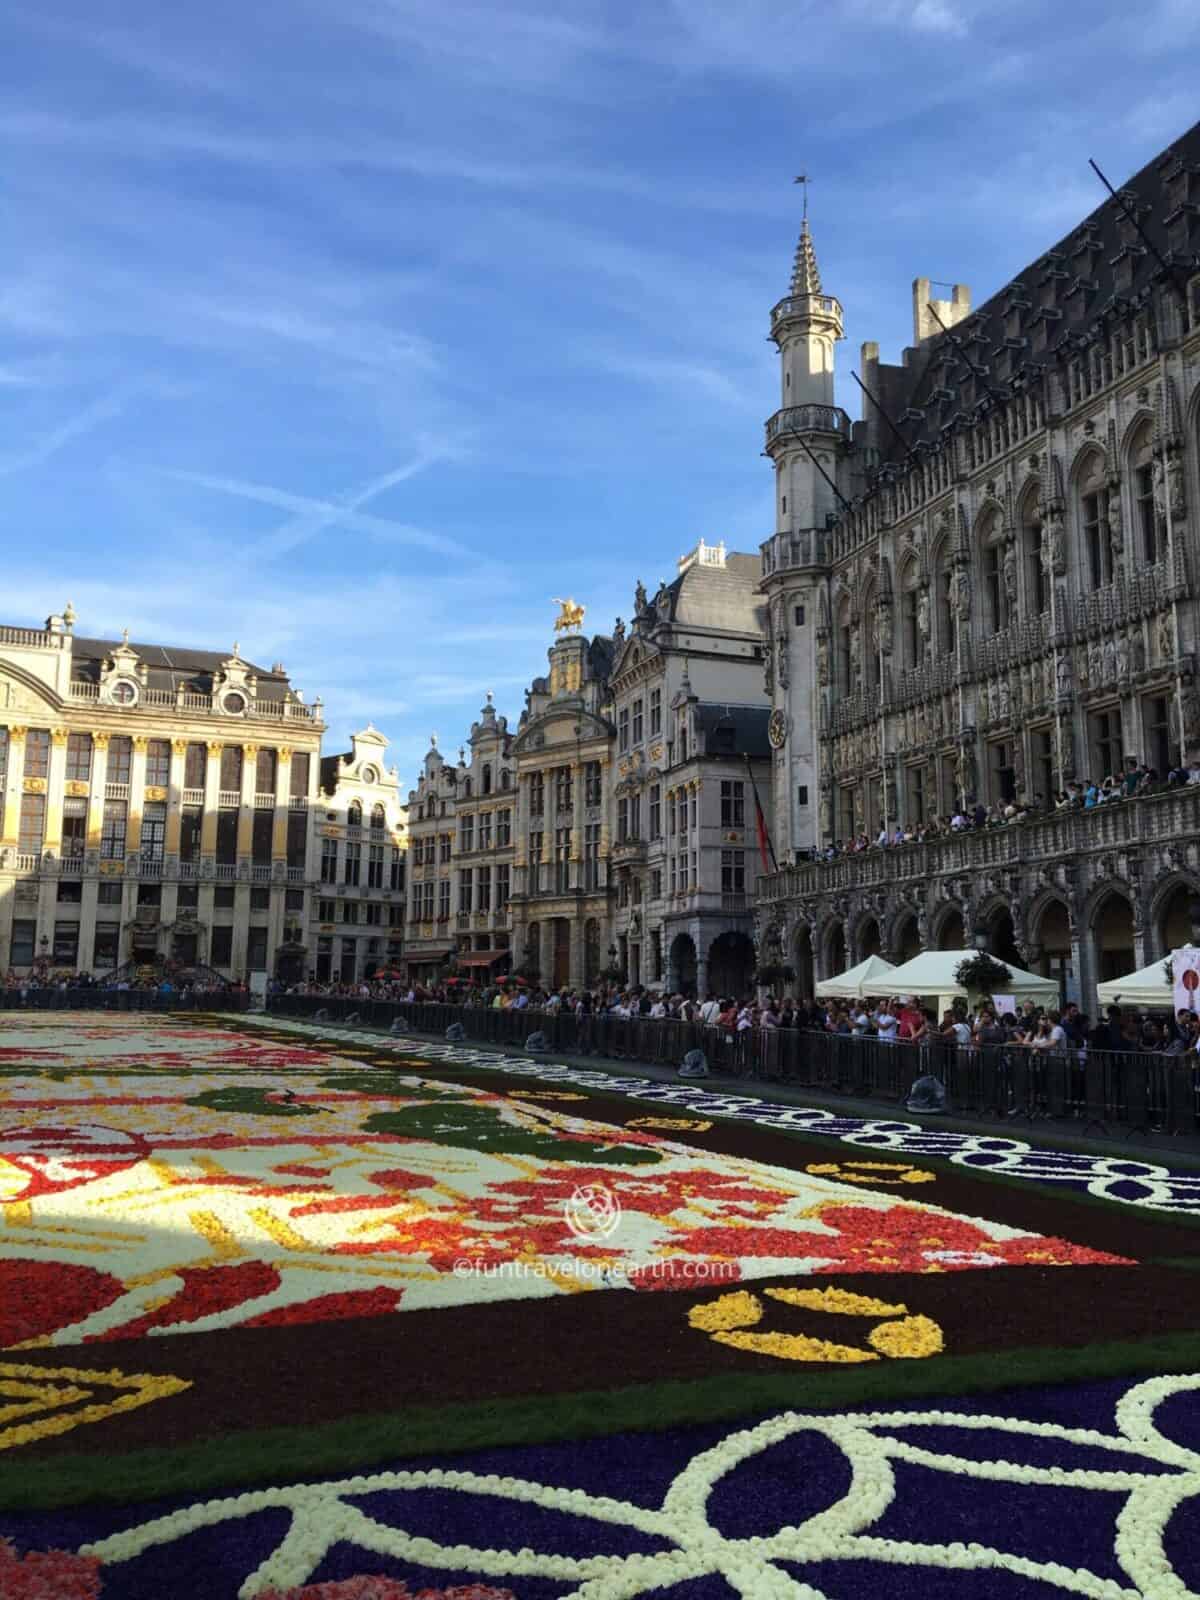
[2,970,246,999]
[284,975,1200,1058]
[799,757,1200,862]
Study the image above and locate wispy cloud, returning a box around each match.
[152,467,468,557]
[0,389,129,476]
[253,444,457,558]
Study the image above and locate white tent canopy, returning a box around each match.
[1096,947,1192,1009]
[815,954,896,999]
[858,949,1059,1014]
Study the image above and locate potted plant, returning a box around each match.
[953,952,1013,1005]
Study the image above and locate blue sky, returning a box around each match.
[3,0,1198,785]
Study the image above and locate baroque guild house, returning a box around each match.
[0,611,323,980]
[756,119,1200,1007]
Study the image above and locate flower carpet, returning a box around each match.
[0,1013,1198,1598]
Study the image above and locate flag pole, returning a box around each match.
[744,752,779,874]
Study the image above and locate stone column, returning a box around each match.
[43,727,69,852]
[237,743,258,862]
[201,742,222,855]
[273,748,292,864]
[1,727,27,849]
[126,736,148,856]
[86,733,109,855]
[166,739,187,858]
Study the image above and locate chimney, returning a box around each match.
[912,278,971,345]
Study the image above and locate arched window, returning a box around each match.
[347,800,362,828]
[482,763,492,795]
[462,777,472,798]
[1128,420,1157,563]
[1077,451,1113,589]
[370,803,386,832]
[1021,486,1047,614]
[900,562,921,668]
[836,598,853,693]
[500,768,510,790]
[979,509,1007,635]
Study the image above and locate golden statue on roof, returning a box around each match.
[552,597,585,634]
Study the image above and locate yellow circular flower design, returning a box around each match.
[688,1284,944,1363]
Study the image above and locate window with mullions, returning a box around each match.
[108,735,132,784]
[649,784,661,839]
[62,797,87,857]
[554,766,573,813]
[23,729,50,780]
[344,842,361,885]
[18,792,45,854]
[632,698,644,745]
[290,752,310,797]
[1078,454,1113,589]
[529,772,545,816]
[721,849,746,894]
[219,745,243,791]
[720,780,744,828]
[184,742,206,789]
[618,707,630,751]
[584,762,602,808]
[460,814,474,853]
[146,740,170,787]
[1090,707,1122,780]
[390,848,405,892]
[256,748,277,795]
[100,800,127,860]
[141,802,167,862]
[555,827,571,893]
[649,688,662,736]
[66,733,92,784]
[1130,422,1157,565]
[497,808,511,846]
[368,845,384,887]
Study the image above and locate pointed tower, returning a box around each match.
[759,201,850,864]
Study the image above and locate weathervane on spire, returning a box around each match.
[793,173,810,221]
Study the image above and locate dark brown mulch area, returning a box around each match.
[12,1260,1195,1461]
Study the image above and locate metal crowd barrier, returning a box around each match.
[268,995,1200,1138]
[0,988,252,1013]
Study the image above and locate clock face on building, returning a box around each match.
[768,708,788,749]
[223,691,247,715]
[110,680,138,705]
[361,765,379,785]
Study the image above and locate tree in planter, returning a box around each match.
[953,953,1013,1005]
[754,963,795,990]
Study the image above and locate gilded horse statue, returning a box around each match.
[552,597,586,633]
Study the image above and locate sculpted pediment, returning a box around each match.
[0,666,60,716]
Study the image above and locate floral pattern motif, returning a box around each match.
[0,1016,1128,1348]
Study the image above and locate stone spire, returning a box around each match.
[791,217,822,298]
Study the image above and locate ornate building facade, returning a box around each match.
[608,542,774,997]
[311,727,407,982]
[450,694,515,982]
[756,121,1200,1008]
[0,610,323,980]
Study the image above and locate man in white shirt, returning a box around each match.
[699,993,721,1026]
[649,994,667,1018]
[874,1003,900,1043]
[851,1006,870,1037]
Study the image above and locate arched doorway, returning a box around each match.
[669,933,697,996]
[857,917,881,960]
[1158,884,1197,956]
[825,920,847,979]
[1093,893,1135,984]
[1031,897,1071,1003]
[708,930,755,999]
[551,919,571,990]
[792,926,815,999]
[986,906,1021,968]
[936,908,964,950]
[584,919,601,985]
[892,912,921,963]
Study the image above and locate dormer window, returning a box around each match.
[222,690,247,716]
[110,680,138,706]
[1111,244,1146,294]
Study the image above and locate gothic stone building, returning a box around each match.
[756,120,1200,1009]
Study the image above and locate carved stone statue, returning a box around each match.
[1056,654,1072,697]
[777,633,789,690]
[1180,683,1200,745]
[1075,645,1089,686]
[1046,509,1066,575]
[1003,544,1018,607]
[1102,636,1117,682]
[1116,633,1129,679]
[820,785,833,840]
[816,632,830,686]
[1010,672,1023,716]
[999,677,1010,720]
[1133,630,1147,673]
[1158,611,1174,665]
[878,601,894,655]
[634,580,647,613]
[1013,738,1026,792]
[949,566,971,621]
[917,588,931,641]
[1089,641,1103,685]
[1106,484,1123,556]
[613,616,625,643]
[1169,453,1186,521]
[955,741,977,801]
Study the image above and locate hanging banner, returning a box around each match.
[1172,948,1200,1015]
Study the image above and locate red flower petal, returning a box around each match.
[93,1261,281,1342]
[0,1259,125,1347]
[242,1287,403,1327]
[0,1538,103,1599]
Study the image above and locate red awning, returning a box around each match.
[453,951,510,969]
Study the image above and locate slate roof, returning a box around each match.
[662,552,762,632]
[884,117,1200,460]
[70,636,291,700]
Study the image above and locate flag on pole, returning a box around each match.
[744,754,778,875]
